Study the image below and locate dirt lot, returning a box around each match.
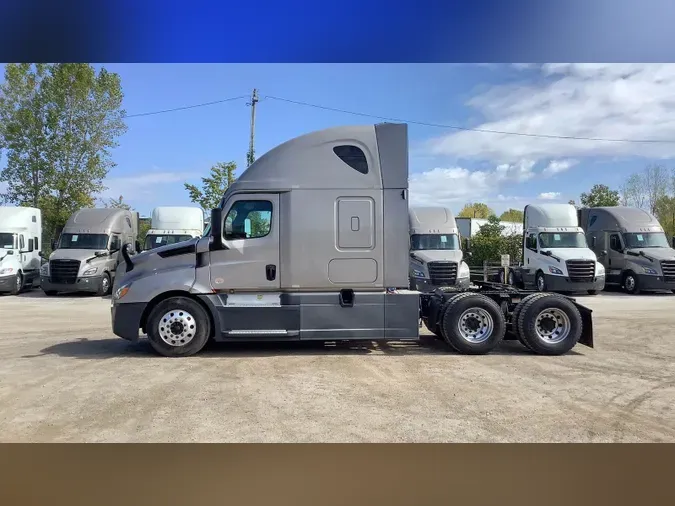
[0,289,674,442]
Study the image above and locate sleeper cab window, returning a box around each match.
[610,234,621,251]
[333,145,369,174]
[224,200,273,240]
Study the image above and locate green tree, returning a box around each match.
[0,63,127,244]
[184,161,237,213]
[655,195,675,238]
[476,215,504,238]
[457,202,494,219]
[579,184,620,208]
[499,208,524,223]
[103,195,131,210]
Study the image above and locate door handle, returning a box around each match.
[266,264,276,281]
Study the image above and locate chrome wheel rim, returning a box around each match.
[457,308,494,343]
[16,275,21,291]
[625,276,635,292]
[158,310,196,347]
[534,308,571,344]
[101,277,109,293]
[537,275,545,291]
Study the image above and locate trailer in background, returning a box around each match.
[143,206,204,251]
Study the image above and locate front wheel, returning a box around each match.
[623,272,641,295]
[97,273,111,297]
[536,271,547,292]
[10,272,23,295]
[146,296,211,357]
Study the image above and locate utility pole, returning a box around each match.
[246,88,259,168]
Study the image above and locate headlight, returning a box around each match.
[596,264,605,276]
[0,267,14,276]
[643,266,658,275]
[82,267,98,276]
[114,282,132,300]
[548,266,564,275]
[411,269,426,279]
[458,263,470,278]
[40,263,49,275]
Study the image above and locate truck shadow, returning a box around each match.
[31,335,579,360]
[15,290,111,300]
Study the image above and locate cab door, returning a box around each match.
[521,232,538,287]
[209,194,280,291]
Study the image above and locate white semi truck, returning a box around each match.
[110,123,595,357]
[408,206,470,291]
[0,206,42,295]
[503,204,605,294]
[143,206,204,251]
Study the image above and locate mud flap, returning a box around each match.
[575,302,594,348]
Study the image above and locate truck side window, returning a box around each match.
[34,237,39,250]
[610,234,622,251]
[526,234,537,251]
[110,235,121,251]
[224,200,273,240]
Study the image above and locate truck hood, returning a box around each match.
[410,249,463,263]
[49,248,108,263]
[625,248,675,262]
[540,248,598,262]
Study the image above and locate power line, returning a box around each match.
[124,95,248,118]
[264,95,675,144]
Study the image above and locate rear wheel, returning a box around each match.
[439,293,506,354]
[146,296,211,357]
[517,293,583,355]
[423,319,442,338]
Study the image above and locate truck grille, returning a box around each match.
[50,259,80,284]
[428,261,458,286]
[661,260,675,282]
[566,260,595,282]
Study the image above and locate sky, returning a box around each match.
[2,63,675,217]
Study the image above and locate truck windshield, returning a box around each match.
[144,234,193,250]
[538,232,587,249]
[58,233,109,250]
[623,232,670,248]
[0,233,15,249]
[411,234,460,250]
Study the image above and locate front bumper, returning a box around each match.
[41,274,104,294]
[111,302,146,341]
[411,277,471,292]
[636,274,675,291]
[544,274,606,293]
[0,275,16,292]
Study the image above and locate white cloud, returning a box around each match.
[542,159,578,176]
[538,192,561,200]
[430,64,675,164]
[101,170,195,201]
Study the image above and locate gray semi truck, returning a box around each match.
[110,123,594,357]
[408,206,470,291]
[579,206,675,294]
[41,208,140,296]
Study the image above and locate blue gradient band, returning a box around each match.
[2,0,675,62]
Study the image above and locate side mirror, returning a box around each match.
[210,208,224,250]
[467,251,473,257]
[38,251,44,258]
[135,241,142,253]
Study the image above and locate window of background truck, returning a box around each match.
[623,232,670,248]
[144,234,193,250]
[610,234,622,251]
[538,232,587,248]
[410,234,459,250]
[0,233,15,249]
[224,200,272,240]
[19,235,25,250]
[58,233,109,250]
[333,145,369,174]
[526,234,537,251]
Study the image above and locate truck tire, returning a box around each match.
[517,293,582,355]
[146,296,211,357]
[535,271,547,292]
[439,293,506,354]
[10,272,23,295]
[622,271,641,295]
[423,319,442,338]
[97,273,111,297]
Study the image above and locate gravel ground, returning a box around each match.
[0,289,674,442]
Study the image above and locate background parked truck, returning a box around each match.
[143,206,204,251]
[110,123,595,358]
[579,206,675,294]
[41,208,139,296]
[0,206,42,295]
[408,206,470,291]
[506,204,605,294]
